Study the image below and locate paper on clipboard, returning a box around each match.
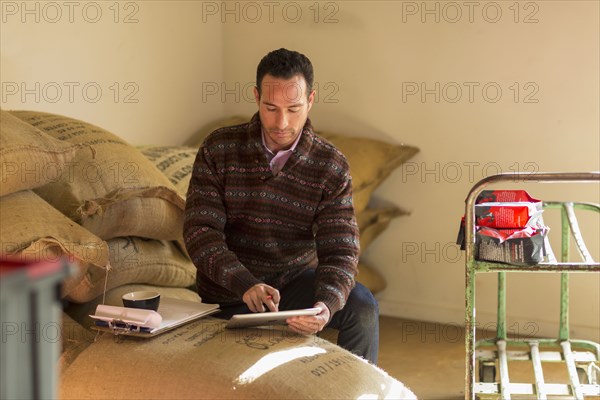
[90,304,162,329]
[90,297,220,337]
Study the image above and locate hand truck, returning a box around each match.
[464,172,600,399]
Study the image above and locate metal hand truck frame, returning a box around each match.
[464,172,600,399]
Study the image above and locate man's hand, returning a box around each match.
[242,283,280,312]
[286,302,330,335]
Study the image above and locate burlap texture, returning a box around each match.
[59,312,96,372]
[0,110,85,196]
[66,237,196,303]
[0,190,109,295]
[60,317,416,400]
[138,145,198,197]
[357,206,409,252]
[8,110,185,241]
[318,132,419,212]
[356,263,387,294]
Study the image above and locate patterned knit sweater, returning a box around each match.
[183,113,359,315]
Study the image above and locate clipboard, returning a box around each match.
[91,297,220,337]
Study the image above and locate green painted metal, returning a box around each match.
[559,204,570,341]
[471,260,599,273]
[465,265,476,400]
[462,172,600,400]
[497,272,506,341]
[559,273,570,341]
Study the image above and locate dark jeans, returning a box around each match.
[215,268,380,364]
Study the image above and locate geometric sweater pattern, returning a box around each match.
[183,113,359,315]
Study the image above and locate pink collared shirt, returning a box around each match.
[261,130,303,175]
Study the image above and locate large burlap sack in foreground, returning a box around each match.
[8,110,185,241]
[65,284,201,328]
[61,318,416,400]
[66,237,196,303]
[0,110,87,196]
[0,190,109,296]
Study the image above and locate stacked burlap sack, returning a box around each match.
[0,110,198,309]
[1,109,417,310]
[2,110,418,398]
[1,107,417,304]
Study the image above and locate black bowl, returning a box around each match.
[122,291,160,311]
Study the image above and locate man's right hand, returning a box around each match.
[242,283,280,313]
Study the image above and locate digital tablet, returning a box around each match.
[225,307,321,329]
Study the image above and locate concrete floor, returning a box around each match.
[378,316,466,399]
[376,316,600,400]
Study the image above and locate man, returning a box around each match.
[183,48,379,364]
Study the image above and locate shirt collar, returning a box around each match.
[248,112,314,158]
[261,126,303,156]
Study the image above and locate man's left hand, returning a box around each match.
[286,302,330,335]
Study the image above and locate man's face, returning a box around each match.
[254,74,315,153]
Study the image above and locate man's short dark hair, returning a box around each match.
[256,48,314,98]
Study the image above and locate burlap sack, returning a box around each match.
[318,132,419,212]
[356,263,387,294]
[138,145,198,197]
[0,110,85,196]
[59,313,96,372]
[0,190,109,295]
[65,284,201,329]
[357,206,409,252]
[66,237,196,303]
[60,317,416,400]
[8,110,185,241]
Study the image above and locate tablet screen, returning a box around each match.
[225,307,321,329]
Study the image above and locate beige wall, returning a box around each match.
[1,1,224,145]
[2,1,598,340]
[221,1,600,340]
